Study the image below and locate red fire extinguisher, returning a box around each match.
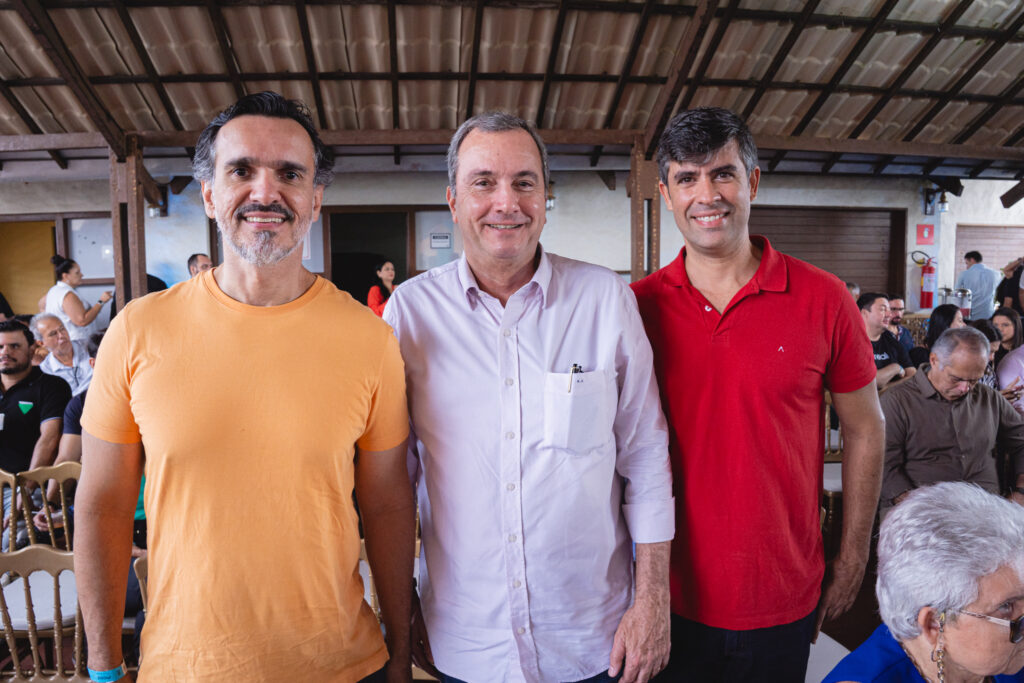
[912,251,936,308]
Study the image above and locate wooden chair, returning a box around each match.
[0,470,16,553]
[0,545,84,681]
[16,463,82,552]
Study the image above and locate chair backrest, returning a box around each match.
[0,469,16,552]
[133,554,148,612]
[16,463,82,552]
[0,545,85,681]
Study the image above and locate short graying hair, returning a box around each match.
[192,91,334,187]
[931,326,990,365]
[877,482,1024,640]
[29,312,61,334]
[446,111,549,196]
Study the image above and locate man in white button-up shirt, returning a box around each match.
[384,113,674,683]
[31,313,93,396]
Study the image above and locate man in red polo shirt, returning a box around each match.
[632,107,884,682]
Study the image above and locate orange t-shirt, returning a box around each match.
[83,271,409,682]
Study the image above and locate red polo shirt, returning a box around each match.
[631,236,875,630]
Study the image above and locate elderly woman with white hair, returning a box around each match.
[825,481,1024,683]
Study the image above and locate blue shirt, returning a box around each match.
[956,262,1001,320]
[824,624,1024,682]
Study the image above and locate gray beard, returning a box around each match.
[219,220,308,267]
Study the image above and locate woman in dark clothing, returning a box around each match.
[908,304,965,367]
[993,306,1024,368]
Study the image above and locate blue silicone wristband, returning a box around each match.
[87,662,127,682]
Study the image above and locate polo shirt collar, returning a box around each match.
[665,235,788,294]
[913,365,940,398]
[0,367,42,400]
[457,246,551,309]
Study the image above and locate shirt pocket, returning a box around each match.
[542,369,614,454]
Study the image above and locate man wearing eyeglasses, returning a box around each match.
[880,326,1024,518]
[886,296,914,355]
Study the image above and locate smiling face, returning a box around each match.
[861,297,891,337]
[447,128,546,279]
[201,115,323,268]
[658,139,760,257]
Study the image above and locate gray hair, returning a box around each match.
[931,326,990,366]
[29,312,61,334]
[877,482,1024,640]
[446,111,549,197]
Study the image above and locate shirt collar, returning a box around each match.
[457,246,551,308]
[0,367,42,398]
[664,235,788,294]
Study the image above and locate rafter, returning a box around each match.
[590,0,655,166]
[643,0,717,159]
[740,0,820,121]
[464,0,485,122]
[534,0,569,128]
[295,0,327,130]
[10,0,126,158]
[204,0,245,100]
[387,0,401,163]
[0,79,67,168]
[676,0,740,113]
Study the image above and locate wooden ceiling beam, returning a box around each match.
[295,0,328,130]
[0,131,106,152]
[676,0,740,114]
[589,0,655,165]
[901,7,1024,144]
[204,0,245,100]
[740,0,820,121]
[534,0,569,128]
[0,79,68,168]
[464,0,486,122]
[9,0,127,158]
[1001,180,1024,209]
[756,134,1024,163]
[642,0,717,159]
[387,0,401,163]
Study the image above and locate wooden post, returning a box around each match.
[109,151,129,312]
[629,136,645,282]
[125,135,148,300]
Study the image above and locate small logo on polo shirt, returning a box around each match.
[778,346,785,352]
[18,401,33,415]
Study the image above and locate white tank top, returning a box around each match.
[45,281,97,342]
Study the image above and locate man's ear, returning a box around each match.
[200,180,217,220]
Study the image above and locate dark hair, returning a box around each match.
[993,306,1024,350]
[656,107,759,185]
[86,330,105,358]
[187,253,208,272]
[970,319,1000,344]
[857,292,889,312]
[50,254,76,282]
[373,260,394,303]
[192,91,334,187]
[924,304,962,349]
[965,251,982,263]
[447,111,549,196]
[0,319,34,345]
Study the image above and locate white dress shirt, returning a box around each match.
[39,340,92,396]
[385,249,674,683]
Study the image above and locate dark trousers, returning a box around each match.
[652,610,816,683]
[441,670,621,683]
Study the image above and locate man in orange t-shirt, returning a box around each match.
[76,92,416,683]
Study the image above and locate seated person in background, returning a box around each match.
[31,313,92,396]
[973,319,1024,406]
[824,481,1024,683]
[994,306,1024,368]
[860,292,916,389]
[187,253,213,278]
[846,281,860,299]
[887,295,914,354]
[997,257,1024,316]
[997,338,1024,418]
[0,319,71,550]
[366,260,395,317]
[909,303,965,367]
[880,327,1024,518]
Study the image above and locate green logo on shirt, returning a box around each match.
[18,401,33,415]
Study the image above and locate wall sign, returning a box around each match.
[916,224,935,245]
[430,233,452,249]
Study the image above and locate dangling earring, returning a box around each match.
[930,611,947,683]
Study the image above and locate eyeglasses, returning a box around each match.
[956,609,1024,643]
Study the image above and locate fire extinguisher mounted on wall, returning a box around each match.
[911,250,936,309]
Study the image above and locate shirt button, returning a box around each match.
[704,305,712,312]
[513,579,522,588]
[505,431,515,440]
[517,627,526,635]
[506,483,516,491]
[503,328,512,337]
[505,378,514,386]
[508,534,517,543]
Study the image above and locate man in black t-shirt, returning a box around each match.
[858,292,916,390]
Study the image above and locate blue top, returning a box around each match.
[955,262,1001,320]
[823,624,1024,682]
